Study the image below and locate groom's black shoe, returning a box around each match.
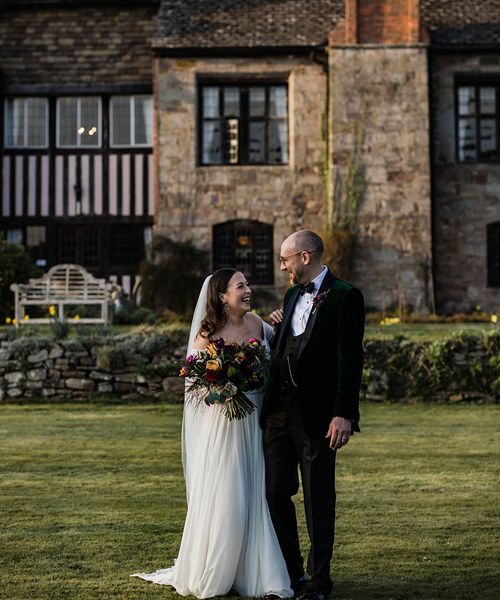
[296,582,328,600]
[291,576,309,599]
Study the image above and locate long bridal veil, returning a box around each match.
[182,275,211,502]
[187,275,211,352]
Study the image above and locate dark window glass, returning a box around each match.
[457,84,499,163]
[200,83,288,165]
[213,220,274,284]
[58,226,100,270]
[110,225,146,268]
[487,222,500,287]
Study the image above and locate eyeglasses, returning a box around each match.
[279,250,314,265]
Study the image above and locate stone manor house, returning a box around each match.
[1,0,499,313]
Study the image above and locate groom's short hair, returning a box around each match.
[291,230,324,256]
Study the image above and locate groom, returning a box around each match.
[261,230,364,600]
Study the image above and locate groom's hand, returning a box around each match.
[269,309,284,329]
[326,416,352,450]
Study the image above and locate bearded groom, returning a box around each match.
[261,230,365,600]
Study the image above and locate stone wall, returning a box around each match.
[431,52,500,313]
[154,55,328,297]
[329,46,432,312]
[0,2,157,85]
[1,330,497,403]
[0,333,185,401]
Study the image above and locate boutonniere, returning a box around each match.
[312,288,331,314]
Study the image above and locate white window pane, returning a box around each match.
[203,121,221,164]
[458,87,476,116]
[112,96,131,146]
[249,121,266,162]
[270,86,287,118]
[5,99,25,147]
[80,97,99,146]
[26,98,47,147]
[268,120,288,163]
[249,87,266,117]
[223,87,240,116]
[58,97,77,146]
[134,96,152,145]
[480,87,496,114]
[225,118,239,164]
[458,118,477,162]
[203,87,219,118]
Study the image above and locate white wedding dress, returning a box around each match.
[132,324,292,598]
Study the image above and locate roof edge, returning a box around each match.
[151,44,326,58]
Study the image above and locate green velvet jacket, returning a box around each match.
[262,269,365,439]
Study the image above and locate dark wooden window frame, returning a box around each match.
[487,221,500,287]
[455,76,500,164]
[213,219,274,285]
[197,79,289,166]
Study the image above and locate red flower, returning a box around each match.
[204,371,218,383]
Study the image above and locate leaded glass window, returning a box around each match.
[110,95,153,147]
[457,84,499,162]
[4,98,48,148]
[213,220,274,284]
[200,83,288,165]
[57,97,101,148]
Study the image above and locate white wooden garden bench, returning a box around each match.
[10,263,118,326]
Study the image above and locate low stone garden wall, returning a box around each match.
[0,330,498,403]
[0,330,188,401]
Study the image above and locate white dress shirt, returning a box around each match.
[290,266,328,336]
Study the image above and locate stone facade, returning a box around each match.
[431,52,500,312]
[154,55,328,295]
[329,46,432,312]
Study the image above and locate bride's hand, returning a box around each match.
[269,309,284,327]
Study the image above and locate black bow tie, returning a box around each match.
[298,281,315,295]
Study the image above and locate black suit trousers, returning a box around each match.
[263,409,336,594]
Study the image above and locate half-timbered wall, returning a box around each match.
[2,152,154,219]
[0,1,158,295]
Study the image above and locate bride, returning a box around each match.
[132,269,293,599]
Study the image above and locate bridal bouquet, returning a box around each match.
[179,337,269,421]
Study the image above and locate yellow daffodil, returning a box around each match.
[5,317,11,324]
[12,318,17,325]
[23,314,30,321]
[49,305,56,317]
[380,317,400,326]
[74,314,80,321]
[491,314,498,324]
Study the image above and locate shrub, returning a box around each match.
[0,235,41,321]
[363,331,500,401]
[139,236,208,319]
[113,306,156,325]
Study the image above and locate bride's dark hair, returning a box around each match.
[199,268,237,339]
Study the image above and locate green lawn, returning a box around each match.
[0,402,498,599]
[365,322,496,341]
[0,321,497,343]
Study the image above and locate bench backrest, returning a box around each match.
[12,264,111,302]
